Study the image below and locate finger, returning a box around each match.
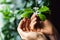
[30,21,37,31]
[17,26,23,35]
[23,18,30,31]
[41,29,53,35]
[41,29,48,34]
[31,18,37,24]
[25,18,31,31]
[18,18,27,31]
[30,17,37,30]
[18,17,31,31]
[22,18,27,31]
[31,13,37,20]
[22,18,31,31]
[17,27,28,39]
[17,18,30,39]
[18,20,24,29]
[17,22,25,37]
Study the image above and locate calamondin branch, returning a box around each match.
[20,6,50,21]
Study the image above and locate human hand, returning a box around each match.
[30,13,59,40]
[17,17,47,40]
[17,13,59,40]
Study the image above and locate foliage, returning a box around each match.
[1,6,20,40]
[38,6,50,12]
[0,0,12,4]
[20,8,33,18]
[38,14,46,21]
[21,6,50,21]
[0,0,51,40]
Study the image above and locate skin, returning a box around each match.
[17,13,60,40]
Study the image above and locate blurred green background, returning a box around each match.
[0,0,50,40]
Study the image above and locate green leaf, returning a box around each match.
[20,8,33,18]
[20,12,33,18]
[38,14,46,21]
[24,8,33,12]
[38,6,49,12]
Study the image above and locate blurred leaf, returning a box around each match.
[38,6,49,12]
[38,14,46,21]
[1,5,14,20]
[3,6,10,15]
[21,11,33,18]
[24,8,33,12]
[21,8,33,18]
[17,10,24,14]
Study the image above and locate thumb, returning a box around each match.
[43,20,53,27]
[41,29,49,35]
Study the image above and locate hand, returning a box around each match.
[30,13,54,35]
[17,13,59,40]
[17,17,47,40]
[30,14,60,40]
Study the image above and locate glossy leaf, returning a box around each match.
[38,6,49,12]
[38,14,46,21]
[20,8,33,18]
[24,8,33,12]
[20,11,33,18]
